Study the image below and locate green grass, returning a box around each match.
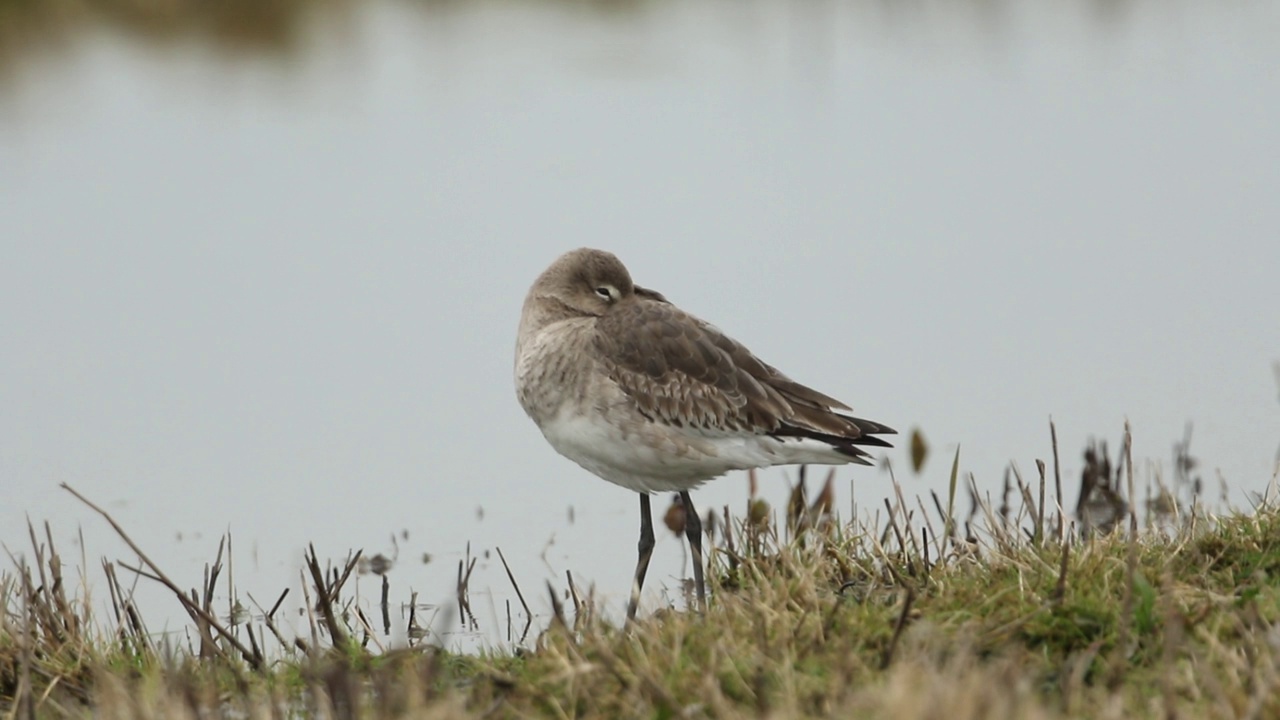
[4,442,1280,719]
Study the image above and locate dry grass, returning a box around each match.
[4,426,1280,719]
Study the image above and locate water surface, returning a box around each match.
[3,0,1278,647]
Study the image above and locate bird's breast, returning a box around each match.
[514,325,593,427]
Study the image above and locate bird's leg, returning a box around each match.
[627,493,656,620]
[679,491,706,612]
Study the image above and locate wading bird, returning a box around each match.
[515,248,894,618]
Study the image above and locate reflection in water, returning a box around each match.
[0,0,1170,82]
[0,0,358,73]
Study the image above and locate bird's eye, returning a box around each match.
[595,287,614,301]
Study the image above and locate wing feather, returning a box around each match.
[593,292,895,451]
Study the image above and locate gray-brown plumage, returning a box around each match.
[515,247,894,617]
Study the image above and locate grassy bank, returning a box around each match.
[4,432,1279,718]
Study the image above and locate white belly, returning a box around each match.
[539,406,853,494]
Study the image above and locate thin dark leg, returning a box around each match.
[627,493,655,620]
[679,491,706,611]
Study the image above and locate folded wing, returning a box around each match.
[593,290,895,461]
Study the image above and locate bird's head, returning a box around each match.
[528,247,636,318]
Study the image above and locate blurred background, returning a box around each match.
[2,0,1278,647]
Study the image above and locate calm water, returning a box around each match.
[3,0,1278,648]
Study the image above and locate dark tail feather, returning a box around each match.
[851,417,897,439]
[770,414,896,455]
[830,445,875,465]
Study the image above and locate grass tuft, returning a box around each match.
[4,433,1280,718]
